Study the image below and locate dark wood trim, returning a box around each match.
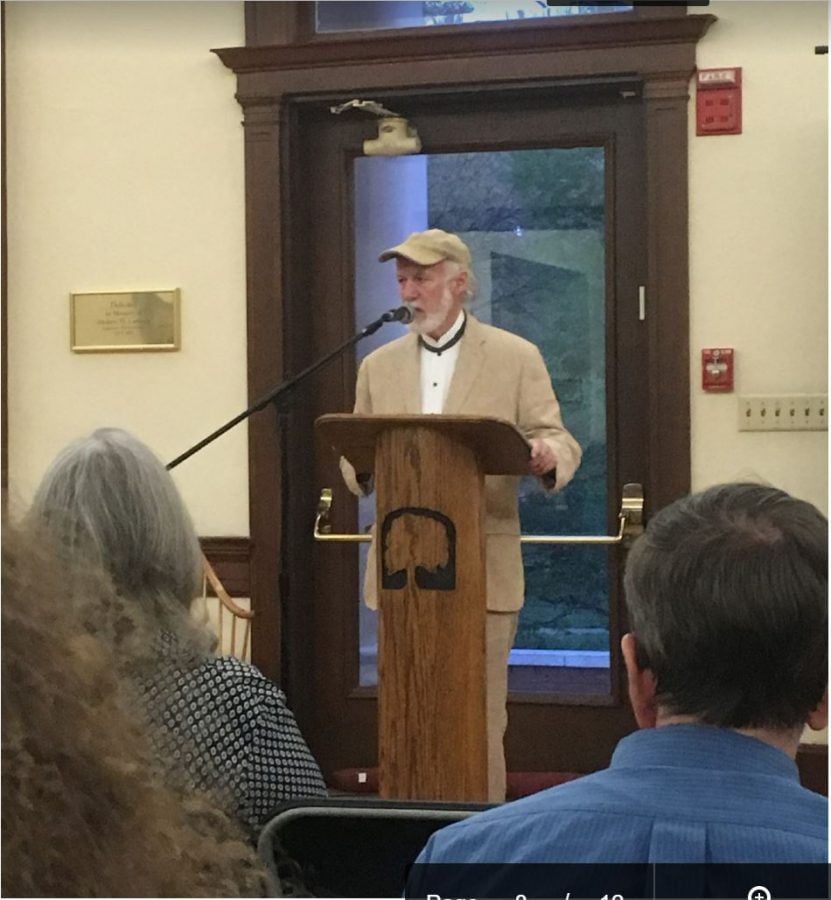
[218,7,712,709]
[218,14,714,74]
[200,537,252,598]
[1,3,7,501]
[243,100,287,684]
[797,742,828,797]
[643,73,694,513]
[216,16,715,121]
[245,1,314,48]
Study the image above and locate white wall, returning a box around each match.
[7,1,826,534]
[6,4,827,526]
[5,0,826,743]
[5,1,249,534]
[689,0,828,512]
[690,0,828,746]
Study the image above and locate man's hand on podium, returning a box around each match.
[528,438,557,478]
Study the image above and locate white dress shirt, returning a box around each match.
[419,309,466,414]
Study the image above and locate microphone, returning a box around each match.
[381,305,414,324]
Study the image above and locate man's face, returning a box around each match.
[395,259,466,339]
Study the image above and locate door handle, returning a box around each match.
[519,482,643,544]
[314,483,644,545]
[315,488,372,543]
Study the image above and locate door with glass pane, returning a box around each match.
[282,84,647,779]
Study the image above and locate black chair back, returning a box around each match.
[257,797,493,897]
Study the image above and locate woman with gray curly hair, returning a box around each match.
[29,427,327,832]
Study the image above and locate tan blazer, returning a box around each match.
[340,314,582,612]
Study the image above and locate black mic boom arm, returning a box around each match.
[166,306,410,470]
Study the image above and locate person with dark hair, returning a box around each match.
[622,481,827,739]
[409,483,827,885]
[2,523,270,897]
[28,427,327,834]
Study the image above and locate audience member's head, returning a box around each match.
[25,427,327,838]
[623,482,827,748]
[1,522,268,897]
[28,427,206,649]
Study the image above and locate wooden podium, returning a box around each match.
[316,414,530,802]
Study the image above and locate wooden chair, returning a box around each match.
[200,557,254,661]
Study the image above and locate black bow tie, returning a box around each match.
[419,313,467,355]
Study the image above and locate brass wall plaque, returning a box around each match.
[70,289,181,353]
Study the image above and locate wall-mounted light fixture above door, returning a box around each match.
[330,99,422,156]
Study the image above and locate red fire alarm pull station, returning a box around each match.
[696,67,742,136]
[702,348,735,392]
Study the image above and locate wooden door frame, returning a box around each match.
[289,93,657,776]
[213,9,715,688]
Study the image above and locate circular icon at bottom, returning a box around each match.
[747,886,771,900]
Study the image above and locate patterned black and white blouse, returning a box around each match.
[137,632,327,831]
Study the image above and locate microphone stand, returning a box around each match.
[166,307,409,470]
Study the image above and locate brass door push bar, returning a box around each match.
[314,483,644,546]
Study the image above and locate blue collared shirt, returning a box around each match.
[416,725,827,865]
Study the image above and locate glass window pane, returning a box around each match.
[353,148,608,695]
[317,2,633,34]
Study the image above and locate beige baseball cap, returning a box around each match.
[378,229,471,267]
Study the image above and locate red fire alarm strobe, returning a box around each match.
[696,67,742,136]
[702,348,735,392]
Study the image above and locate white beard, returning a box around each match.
[408,286,456,337]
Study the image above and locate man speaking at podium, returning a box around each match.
[340,228,581,801]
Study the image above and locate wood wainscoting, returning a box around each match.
[200,537,251,598]
[797,743,828,797]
